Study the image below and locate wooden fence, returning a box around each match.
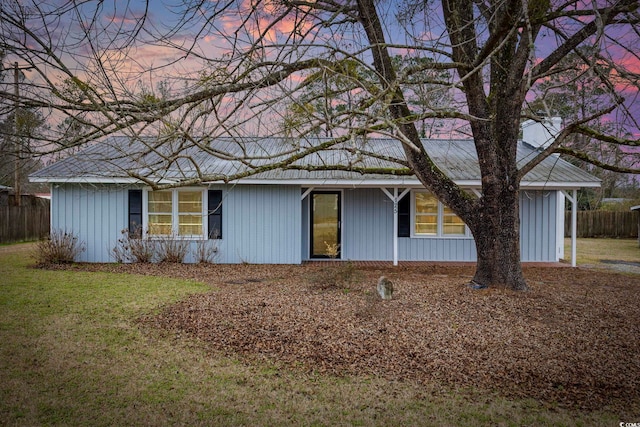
[564,211,638,238]
[0,198,50,243]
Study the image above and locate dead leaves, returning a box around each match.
[89,262,640,414]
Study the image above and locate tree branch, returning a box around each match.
[531,0,638,81]
[555,147,640,174]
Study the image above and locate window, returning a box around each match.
[414,192,438,235]
[412,191,466,237]
[145,189,214,238]
[148,191,174,235]
[178,191,203,235]
[442,205,466,235]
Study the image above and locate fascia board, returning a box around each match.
[31,176,601,190]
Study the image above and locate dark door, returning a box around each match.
[310,191,341,258]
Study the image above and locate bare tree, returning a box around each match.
[0,108,46,192]
[526,48,638,209]
[1,0,639,289]
[0,51,46,197]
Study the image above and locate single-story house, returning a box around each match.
[30,124,599,265]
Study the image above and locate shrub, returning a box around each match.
[308,243,360,290]
[155,236,190,263]
[112,229,155,263]
[113,230,194,264]
[309,261,359,290]
[34,230,86,264]
[194,240,219,263]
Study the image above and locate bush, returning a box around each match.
[155,236,190,263]
[34,230,86,264]
[112,230,198,263]
[194,240,219,263]
[112,229,156,263]
[309,261,359,290]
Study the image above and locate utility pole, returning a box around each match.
[13,62,20,207]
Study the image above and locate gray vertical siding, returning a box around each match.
[556,191,565,260]
[519,190,558,262]
[399,190,558,262]
[51,184,558,264]
[302,188,558,263]
[301,188,477,262]
[342,188,393,260]
[399,237,477,261]
[51,183,301,264]
[300,188,394,261]
[51,184,128,262]
[213,184,301,264]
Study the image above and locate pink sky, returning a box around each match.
[7,0,640,144]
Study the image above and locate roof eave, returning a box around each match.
[30,176,151,184]
[520,181,601,189]
[223,178,600,189]
[30,176,601,190]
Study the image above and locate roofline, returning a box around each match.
[30,177,143,184]
[519,181,600,189]
[31,176,601,189]
[231,178,600,189]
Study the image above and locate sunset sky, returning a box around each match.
[6,0,640,140]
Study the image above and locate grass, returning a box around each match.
[564,237,639,265]
[0,242,623,426]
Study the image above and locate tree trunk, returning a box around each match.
[356,0,530,290]
[468,184,528,291]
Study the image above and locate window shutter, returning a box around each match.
[128,189,143,237]
[208,190,223,239]
[397,193,410,237]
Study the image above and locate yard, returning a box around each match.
[1,240,639,425]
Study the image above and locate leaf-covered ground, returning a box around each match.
[77,262,640,415]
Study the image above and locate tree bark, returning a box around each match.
[468,183,528,291]
[442,0,529,291]
[357,0,530,290]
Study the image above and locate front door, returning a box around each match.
[310,191,341,258]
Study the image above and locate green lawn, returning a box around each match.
[0,242,620,426]
[564,237,639,266]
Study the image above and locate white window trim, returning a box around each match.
[410,190,470,239]
[142,188,208,240]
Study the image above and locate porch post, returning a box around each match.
[382,188,410,266]
[381,188,400,266]
[561,189,578,267]
[393,187,398,266]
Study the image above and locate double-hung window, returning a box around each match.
[146,189,205,238]
[129,189,223,239]
[148,191,174,235]
[441,204,466,235]
[414,192,439,235]
[177,191,204,235]
[412,191,467,237]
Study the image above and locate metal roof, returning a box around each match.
[30,136,600,188]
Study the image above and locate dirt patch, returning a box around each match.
[75,262,640,414]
